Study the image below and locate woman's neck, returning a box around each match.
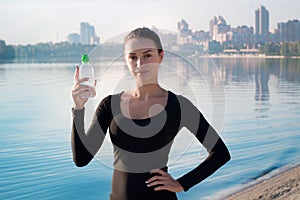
[131,83,166,100]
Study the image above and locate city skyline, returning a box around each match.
[0,0,299,45]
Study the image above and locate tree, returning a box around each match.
[280,43,290,57]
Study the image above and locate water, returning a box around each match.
[0,57,300,200]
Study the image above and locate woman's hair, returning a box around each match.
[124,27,163,53]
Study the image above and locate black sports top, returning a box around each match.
[71,91,230,199]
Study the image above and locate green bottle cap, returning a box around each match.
[81,54,89,63]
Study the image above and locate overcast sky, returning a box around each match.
[0,0,299,45]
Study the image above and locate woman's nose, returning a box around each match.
[136,57,144,68]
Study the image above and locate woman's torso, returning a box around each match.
[107,90,181,199]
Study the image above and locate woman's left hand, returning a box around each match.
[146,169,184,192]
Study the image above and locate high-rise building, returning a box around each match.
[80,22,90,44]
[255,5,269,40]
[278,19,300,42]
[177,19,190,34]
[80,22,100,45]
[67,33,80,44]
[177,19,192,44]
[209,17,218,38]
[230,26,255,49]
[209,16,230,43]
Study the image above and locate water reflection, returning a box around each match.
[189,57,300,120]
[255,66,269,102]
[206,58,300,84]
[254,65,270,118]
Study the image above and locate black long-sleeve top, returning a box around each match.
[71,90,230,193]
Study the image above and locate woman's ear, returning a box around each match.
[159,50,164,63]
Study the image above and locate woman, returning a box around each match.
[71,27,230,200]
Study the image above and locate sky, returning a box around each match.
[0,0,299,45]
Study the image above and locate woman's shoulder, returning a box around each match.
[96,91,123,110]
[100,91,123,101]
[168,90,191,103]
[168,91,200,112]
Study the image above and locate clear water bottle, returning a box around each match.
[79,54,96,98]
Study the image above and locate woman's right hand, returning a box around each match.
[71,66,95,110]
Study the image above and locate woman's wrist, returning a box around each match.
[74,105,84,110]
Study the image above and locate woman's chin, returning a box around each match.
[135,78,157,86]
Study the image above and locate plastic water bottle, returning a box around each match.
[79,54,95,98]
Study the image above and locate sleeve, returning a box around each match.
[71,95,112,167]
[176,95,231,191]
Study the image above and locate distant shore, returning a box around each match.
[194,54,300,59]
[1,54,300,64]
[225,164,300,200]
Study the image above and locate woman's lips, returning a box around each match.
[134,68,149,74]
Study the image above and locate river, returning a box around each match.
[0,57,300,199]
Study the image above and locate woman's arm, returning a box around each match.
[71,96,112,167]
[71,66,112,167]
[176,95,231,191]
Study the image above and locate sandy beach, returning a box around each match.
[225,165,300,200]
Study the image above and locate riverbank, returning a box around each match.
[195,54,300,59]
[225,164,300,200]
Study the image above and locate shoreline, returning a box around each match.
[1,54,300,64]
[195,54,300,59]
[224,163,300,200]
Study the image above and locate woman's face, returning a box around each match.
[124,37,164,86]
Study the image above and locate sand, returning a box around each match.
[225,165,300,200]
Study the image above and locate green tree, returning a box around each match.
[12,42,124,62]
[259,43,280,55]
[289,42,298,56]
[280,43,290,57]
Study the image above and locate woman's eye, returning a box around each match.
[144,54,152,58]
[130,56,137,60]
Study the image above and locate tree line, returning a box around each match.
[258,41,300,57]
[1,39,300,62]
[0,40,123,62]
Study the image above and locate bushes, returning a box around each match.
[259,41,300,57]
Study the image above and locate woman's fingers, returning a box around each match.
[153,185,168,191]
[146,175,168,184]
[73,66,89,85]
[146,169,184,193]
[71,66,95,109]
[147,169,169,184]
[73,78,90,89]
[74,66,79,82]
[146,174,169,187]
[77,77,90,85]
[146,179,166,187]
[72,85,94,95]
[149,178,183,192]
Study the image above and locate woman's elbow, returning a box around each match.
[219,146,231,165]
[73,159,88,167]
[224,148,231,163]
[212,146,231,166]
[72,154,91,167]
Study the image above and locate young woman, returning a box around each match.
[71,27,230,200]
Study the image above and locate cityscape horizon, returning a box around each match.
[0,1,299,45]
[1,3,300,61]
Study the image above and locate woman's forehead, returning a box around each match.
[124,38,157,54]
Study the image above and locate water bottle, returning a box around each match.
[79,54,95,98]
